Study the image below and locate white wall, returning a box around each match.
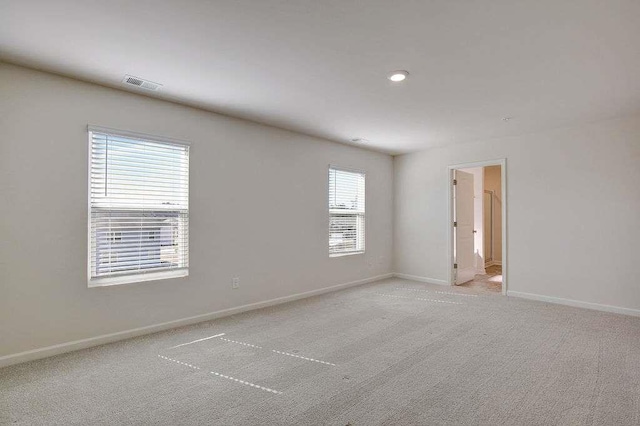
[394,114,640,312]
[0,63,393,358]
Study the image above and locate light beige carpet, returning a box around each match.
[2,278,639,425]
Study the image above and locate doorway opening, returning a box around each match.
[447,159,507,295]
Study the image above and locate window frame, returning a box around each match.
[87,125,190,287]
[328,165,366,258]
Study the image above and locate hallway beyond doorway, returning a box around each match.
[459,265,502,294]
[449,159,506,294]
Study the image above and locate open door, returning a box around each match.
[454,170,475,284]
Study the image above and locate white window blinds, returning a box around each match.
[89,127,189,285]
[329,167,365,256]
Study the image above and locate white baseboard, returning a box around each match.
[507,290,640,317]
[393,273,449,286]
[0,273,393,369]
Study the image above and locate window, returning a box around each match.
[88,127,189,286]
[328,166,365,256]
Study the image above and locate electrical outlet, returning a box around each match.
[232,277,240,289]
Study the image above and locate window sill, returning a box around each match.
[88,269,188,288]
[330,251,365,258]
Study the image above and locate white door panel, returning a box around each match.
[454,170,475,285]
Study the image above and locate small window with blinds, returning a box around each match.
[328,166,365,257]
[88,127,189,286]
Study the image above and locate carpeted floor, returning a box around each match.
[2,277,639,425]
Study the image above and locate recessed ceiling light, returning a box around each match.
[388,70,409,82]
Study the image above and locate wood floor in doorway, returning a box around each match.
[459,265,502,294]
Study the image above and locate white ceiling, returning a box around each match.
[1,1,639,154]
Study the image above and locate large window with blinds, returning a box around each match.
[328,166,365,256]
[88,127,189,286]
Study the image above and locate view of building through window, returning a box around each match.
[89,129,189,283]
[328,167,365,256]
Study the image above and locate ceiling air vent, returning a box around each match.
[122,75,162,91]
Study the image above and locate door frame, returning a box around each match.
[447,158,507,295]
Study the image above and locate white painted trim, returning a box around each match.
[87,124,191,146]
[89,269,188,287]
[448,159,506,170]
[507,291,640,317]
[86,125,191,287]
[329,251,365,258]
[393,273,449,286]
[0,273,392,369]
[447,158,507,295]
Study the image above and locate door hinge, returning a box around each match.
[453,179,457,185]
[453,263,458,269]
[453,221,457,227]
